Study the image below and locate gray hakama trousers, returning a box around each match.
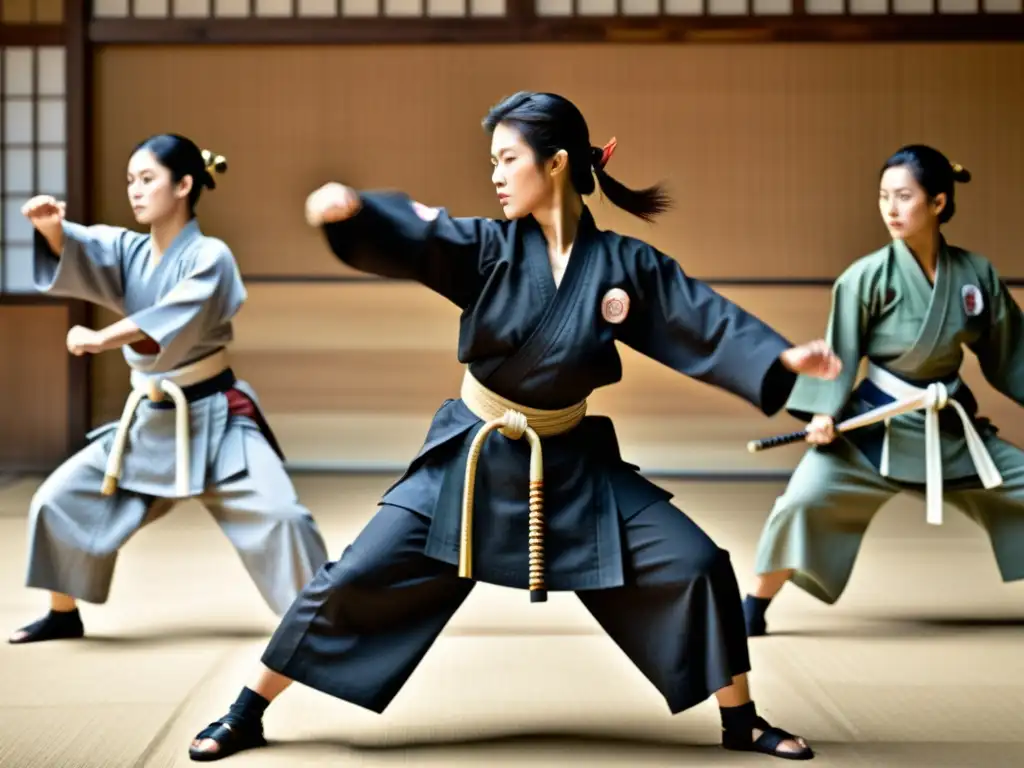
[24,420,329,616]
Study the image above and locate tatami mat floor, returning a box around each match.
[1,474,1022,767]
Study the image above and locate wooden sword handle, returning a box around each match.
[748,390,935,454]
[747,430,809,453]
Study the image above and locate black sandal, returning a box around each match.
[8,610,84,644]
[189,720,267,762]
[721,702,814,761]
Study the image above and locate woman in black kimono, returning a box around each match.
[188,91,839,762]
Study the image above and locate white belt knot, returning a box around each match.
[871,363,1001,526]
[924,382,949,411]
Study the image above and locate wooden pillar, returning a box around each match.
[64,0,93,453]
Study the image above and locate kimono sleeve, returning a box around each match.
[33,221,143,313]
[784,261,870,422]
[127,242,246,367]
[321,191,501,308]
[968,260,1024,406]
[617,243,797,417]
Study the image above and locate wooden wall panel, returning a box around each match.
[88,43,1024,473]
[0,304,69,469]
[92,285,1024,474]
[92,44,1024,282]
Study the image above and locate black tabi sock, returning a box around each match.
[224,687,271,727]
[41,608,84,633]
[743,595,772,624]
[11,608,84,643]
[719,700,758,733]
[48,607,82,621]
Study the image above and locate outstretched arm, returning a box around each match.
[310,183,501,309]
[26,195,142,313]
[617,243,840,417]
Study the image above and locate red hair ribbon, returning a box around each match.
[598,137,617,169]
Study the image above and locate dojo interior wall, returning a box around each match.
[0,305,69,468]
[86,43,1024,474]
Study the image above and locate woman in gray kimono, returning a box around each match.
[8,133,330,645]
[743,144,1024,637]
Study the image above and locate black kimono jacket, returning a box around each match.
[322,192,796,591]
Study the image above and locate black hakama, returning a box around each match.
[254,191,799,715]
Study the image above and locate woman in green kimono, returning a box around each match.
[743,144,1024,637]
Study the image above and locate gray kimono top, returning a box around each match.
[34,218,263,497]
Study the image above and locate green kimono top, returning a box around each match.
[786,237,1024,485]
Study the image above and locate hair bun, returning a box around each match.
[201,148,228,176]
[950,162,971,184]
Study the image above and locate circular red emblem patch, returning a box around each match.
[601,288,630,324]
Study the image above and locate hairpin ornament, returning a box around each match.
[202,149,228,174]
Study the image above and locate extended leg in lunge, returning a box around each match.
[189,503,812,762]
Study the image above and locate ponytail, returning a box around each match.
[590,138,672,223]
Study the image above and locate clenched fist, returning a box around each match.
[805,414,837,445]
[22,194,66,227]
[66,325,103,356]
[305,183,361,227]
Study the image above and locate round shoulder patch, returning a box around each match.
[961,284,984,317]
